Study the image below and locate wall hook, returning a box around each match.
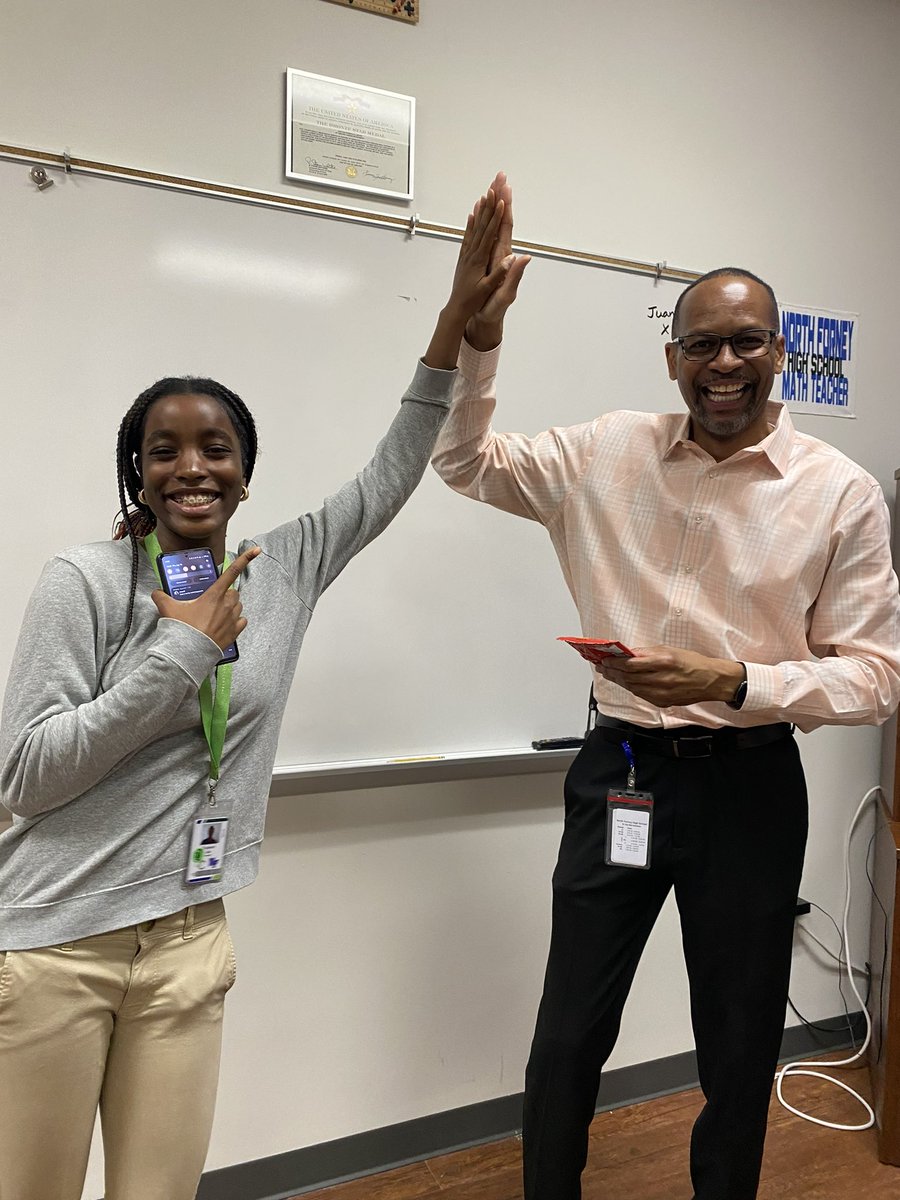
[29,166,53,191]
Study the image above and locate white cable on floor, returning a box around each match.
[774,784,882,1131]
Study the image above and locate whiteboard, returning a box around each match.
[0,158,686,768]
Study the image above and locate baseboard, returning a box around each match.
[192,1011,865,1200]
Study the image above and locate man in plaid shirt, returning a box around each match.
[433,174,900,1200]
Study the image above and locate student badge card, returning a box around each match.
[186,816,230,884]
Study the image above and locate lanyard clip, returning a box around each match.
[621,740,637,792]
[207,778,218,808]
[586,687,598,738]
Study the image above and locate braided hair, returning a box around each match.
[107,377,258,668]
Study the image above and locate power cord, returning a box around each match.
[775,784,884,1131]
[789,900,872,1051]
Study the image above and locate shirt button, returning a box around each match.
[708,471,717,479]
[695,515,704,523]
[684,566,693,574]
[674,608,683,615]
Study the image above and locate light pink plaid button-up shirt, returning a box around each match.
[433,342,900,732]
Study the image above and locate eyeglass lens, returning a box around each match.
[680,330,774,361]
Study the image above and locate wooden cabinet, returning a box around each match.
[869,798,900,1162]
[870,467,900,1163]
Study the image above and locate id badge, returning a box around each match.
[605,789,654,870]
[185,814,230,884]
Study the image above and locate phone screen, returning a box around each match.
[157,548,239,663]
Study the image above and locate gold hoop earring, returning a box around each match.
[240,485,250,502]
[137,490,147,505]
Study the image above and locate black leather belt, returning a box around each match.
[595,715,794,759]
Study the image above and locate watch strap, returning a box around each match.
[726,664,748,711]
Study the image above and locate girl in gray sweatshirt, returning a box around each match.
[0,176,522,1199]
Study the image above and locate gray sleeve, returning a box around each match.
[255,360,453,606]
[0,558,223,819]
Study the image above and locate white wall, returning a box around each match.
[1,0,899,1191]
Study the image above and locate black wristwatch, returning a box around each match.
[726,664,748,711]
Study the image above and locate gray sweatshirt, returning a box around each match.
[0,362,452,950]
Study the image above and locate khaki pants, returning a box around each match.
[0,898,236,1200]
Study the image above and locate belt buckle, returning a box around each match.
[673,735,713,759]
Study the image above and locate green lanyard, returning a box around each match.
[143,531,233,800]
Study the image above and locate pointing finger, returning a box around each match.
[215,545,261,588]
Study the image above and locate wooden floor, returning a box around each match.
[296,1062,898,1200]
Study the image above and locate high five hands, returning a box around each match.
[463,171,530,352]
[424,171,531,370]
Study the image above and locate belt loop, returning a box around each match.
[182,905,196,941]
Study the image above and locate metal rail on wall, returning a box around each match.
[0,139,701,788]
[0,141,701,285]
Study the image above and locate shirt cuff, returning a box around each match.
[459,338,502,383]
[742,661,784,713]
[408,358,456,407]
[151,618,226,686]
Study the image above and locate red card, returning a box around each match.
[558,637,635,666]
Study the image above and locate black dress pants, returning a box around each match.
[522,725,808,1200]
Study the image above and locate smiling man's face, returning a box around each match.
[665,275,785,461]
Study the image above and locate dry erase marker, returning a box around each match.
[531,738,584,751]
[389,755,446,763]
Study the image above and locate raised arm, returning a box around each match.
[431,174,598,525]
[262,180,534,602]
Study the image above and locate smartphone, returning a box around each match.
[156,547,239,664]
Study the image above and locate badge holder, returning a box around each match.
[185,777,231,884]
[605,739,654,870]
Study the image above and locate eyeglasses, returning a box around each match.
[673,329,778,363]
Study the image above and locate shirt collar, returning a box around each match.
[663,400,794,477]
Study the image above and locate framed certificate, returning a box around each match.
[285,69,415,201]
[320,0,418,22]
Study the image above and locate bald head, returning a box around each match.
[672,267,778,338]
